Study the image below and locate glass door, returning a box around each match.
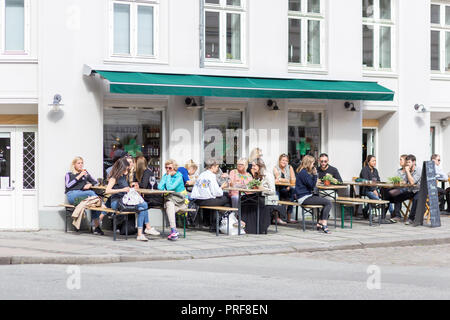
[0,127,38,230]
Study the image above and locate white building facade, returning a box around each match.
[0,0,448,230]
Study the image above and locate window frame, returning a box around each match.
[203,0,247,68]
[288,0,327,74]
[430,1,450,74]
[362,0,396,73]
[0,0,31,56]
[109,0,160,61]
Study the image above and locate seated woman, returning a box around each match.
[273,154,297,223]
[359,155,392,222]
[190,160,230,231]
[105,158,158,241]
[249,158,286,233]
[229,158,253,208]
[135,156,163,208]
[295,155,332,234]
[65,156,104,235]
[158,159,188,241]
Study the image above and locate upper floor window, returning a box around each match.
[204,0,246,65]
[111,0,158,58]
[288,0,325,69]
[1,0,29,55]
[431,2,450,73]
[362,0,394,71]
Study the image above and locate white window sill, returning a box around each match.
[431,73,450,81]
[363,70,398,79]
[203,61,249,70]
[104,56,168,66]
[0,54,37,64]
[288,65,328,75]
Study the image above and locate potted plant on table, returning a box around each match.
[322,173,339,186]
[388,176,402,185]
[247,179,262,190]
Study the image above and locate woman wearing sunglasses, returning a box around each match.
[158,159,188,241]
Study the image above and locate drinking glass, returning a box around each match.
[149,176,156,190]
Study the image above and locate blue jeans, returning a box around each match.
[66,190,102,220]
[110,199,149,229]
[365,190,393,215]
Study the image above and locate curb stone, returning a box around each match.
[2,236,450,265]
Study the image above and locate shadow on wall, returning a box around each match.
[47,109,65,122]
[415,115,426,128]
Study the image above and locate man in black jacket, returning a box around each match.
[317,153,343,182]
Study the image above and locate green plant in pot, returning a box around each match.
[248,179,262,190]
[322,173,339,186]
[388,176,402,185]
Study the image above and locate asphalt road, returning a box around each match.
[1,244,450,300]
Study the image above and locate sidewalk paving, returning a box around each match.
[1,216,450,265]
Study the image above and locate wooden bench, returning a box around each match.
[299,205,324,232]
[60,204,135,241]
[336,200,361,229]
[275,200,301,232]
[199,206,240,236]
[337,197,389,226]
[159,207,197,239]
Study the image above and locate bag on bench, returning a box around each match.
[115,214,137,235]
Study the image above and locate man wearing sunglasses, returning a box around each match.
[317,153,343,183]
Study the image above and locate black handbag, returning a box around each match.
[117,199,139,213]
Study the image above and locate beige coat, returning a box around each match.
[72,196,105,230]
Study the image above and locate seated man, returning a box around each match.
[317,153,343,183]
[431,154,448,211]
[389,155,421,224]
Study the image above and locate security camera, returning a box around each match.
[344,102,356,111]
[414,104,427,113]
[267,100,279,111]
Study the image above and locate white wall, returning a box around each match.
[38,0,107,228]
[397,0,431,166]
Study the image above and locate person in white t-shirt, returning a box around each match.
[191,160,230,231]
[432,154,450,211]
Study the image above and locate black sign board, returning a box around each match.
[415,161,441,227]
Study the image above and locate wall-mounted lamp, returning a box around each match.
[49,94,63,112]
[344,101,356,111]
[414,104,428,113]
[185,97,203,110]
[267,100,279,111]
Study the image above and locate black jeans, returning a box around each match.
[388,190,415,218]
[195,196,230,229]
[302,195,332,221]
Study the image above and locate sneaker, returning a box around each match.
[93,226,104,235]
[136,234,148,242]
[405,219,414,225]
[145,227,160,236]
[168,232,179,241]
[277,218,288,225]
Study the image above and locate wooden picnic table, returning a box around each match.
[275,182,295,187]
[343,181,416,189]
[223,187,268,235]
[91,185,174,195]
[316,184,348,228]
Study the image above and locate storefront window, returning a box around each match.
[104,108,162,179]
[203,110,242,171]
[288,111,321,168]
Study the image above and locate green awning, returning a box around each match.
[94,71,394,101]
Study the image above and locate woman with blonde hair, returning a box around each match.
[158,159,188,241]
[229,158,253,208]
[295,155,332,234]
[273,153,297,223]
[65,157,104,235]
